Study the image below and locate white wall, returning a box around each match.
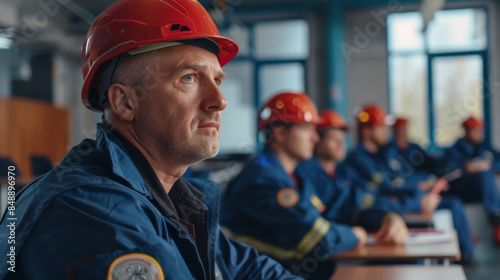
[52,52,99,146]
[344,6,393,144]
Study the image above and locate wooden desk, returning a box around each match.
[330,231,461,262]
[330,265,467,280]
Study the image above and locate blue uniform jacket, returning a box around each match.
[443,138,500,173]
[297,157,388,230]
[220,149,387,279]
[0,124,299,280]
[391,141,443,176]
[342,144,429,213]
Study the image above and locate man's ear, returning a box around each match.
[360,125,370,138]
[107,83,137,121]
[273,126,288,144]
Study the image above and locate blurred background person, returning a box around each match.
[298,109,408,245]
[443,116,500,223]
[342,105,475,264]
[221,93,397,280]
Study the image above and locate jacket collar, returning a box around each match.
[259,147,295,187]
[356,143,374,156]
[95,122,218,210]
[456,138,476,154]
[95,122,151,195]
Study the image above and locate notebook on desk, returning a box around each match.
[366,229,455,245]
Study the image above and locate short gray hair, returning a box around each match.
[112,51,160,88]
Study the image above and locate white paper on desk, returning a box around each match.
[366,231,455,245]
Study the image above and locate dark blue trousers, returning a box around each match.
[448,170,500,216]
[438,195,474,257]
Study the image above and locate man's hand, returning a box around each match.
[351,226,367,247]
[420,193,441,214]
[418,180,435,191]
[374,213,409,244]
[465,160,492,174]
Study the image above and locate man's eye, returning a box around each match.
[215,79,221,86]
[181,74,194,82]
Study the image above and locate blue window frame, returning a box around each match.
[218,19,310,154]
[387,8,490,150]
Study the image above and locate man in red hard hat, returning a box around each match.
[391,117,442,176]
[222,96,406,279]
[344,105,441,212]
[343,105,475,263]
[443,116,500,223]
[297,109,408,245]
[0,1,301,279]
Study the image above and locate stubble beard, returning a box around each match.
[164,133,220,165]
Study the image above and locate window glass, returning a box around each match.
[254,20,309,59]
[216,19,310,154]
[387,12,424,53]
[221,62,254,105]
[220,24,251,57]
[432,55,483,146]
[219,62,257,153]
[427,9,487,53]
[259,63,305,106]
[389,54,429,147]
[388,8,487,148]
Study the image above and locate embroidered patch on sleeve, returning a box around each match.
[107,253,164,280]
[277,188,299,208]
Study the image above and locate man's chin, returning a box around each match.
[300,152,314,161]
[200,143,220,160]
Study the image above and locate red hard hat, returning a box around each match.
[258,92,320,131]
[81,0,239,111]
[317,109,349,131]
[462,116,484,129]
[392,117,408,129]
[357,104,388,126]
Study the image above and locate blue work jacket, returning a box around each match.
[0,124,300,280]
[342,144,430,213]
[220,149,387,279]
[443,138,500,173]
[297,157,389,229]
[390,141,442,176]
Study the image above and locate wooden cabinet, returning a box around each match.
[0,97,69,177]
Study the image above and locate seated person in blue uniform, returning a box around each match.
[221,95,408,280]
[298,109,409,243]
[443,116,500,221]
[0,1,301,279]
[342,105,475,264]
[392,117,443,177]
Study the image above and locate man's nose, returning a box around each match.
[202,81,227,112]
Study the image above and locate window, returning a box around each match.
[254,20,309,59]
[388,8,488,149]
[218,19,310,154]
[259,63,305,106]
[389,55,428,146]
[432,55,484,146]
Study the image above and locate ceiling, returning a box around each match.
[0,0,479,55]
